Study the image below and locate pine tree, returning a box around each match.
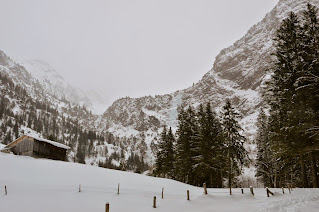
[13,121,19,139]
[175,106,198,184]
[155,126,167,177]
[264,4,319,188]
[266,11,303,188]
[192,103,223,187]
[163,127,175,178]
[255,109,277,187]
[221,100,247,194]
[298,3,319,188]
[76,144,85,164]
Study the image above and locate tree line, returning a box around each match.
[256,3,319,188]
[0,71,149,173]
[155,100,248,191]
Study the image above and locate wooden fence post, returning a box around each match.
[203,183,207,195]
[282,187,284,194]
[162,188,164,199]
[79,184,81,192]
[269,188,274,196]
[250,186,254,196]
[153,196,156,208]
[5,185,7,195]
[105,203,109,212]
[266,187,274,197]
[241,188,244,194]
[187,190,190,200]
[288,185,291,194]
[118,183,120,195]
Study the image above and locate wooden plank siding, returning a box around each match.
[11,136,34,156]
[5,135,68,161]
[33,140,67,161]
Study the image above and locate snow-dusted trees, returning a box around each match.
[259,3,319,188]
[155,101,247,188]
[221,100,248,194]
[298,3,319,151]
[192,103,224,187]
[255,109,278,187]
[155,126,175,178]
[175,106,198,184]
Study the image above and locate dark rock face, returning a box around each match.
[100,1,319,163]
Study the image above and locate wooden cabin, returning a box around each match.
[4,135,70,161]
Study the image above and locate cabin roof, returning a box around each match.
[6,135,71,150]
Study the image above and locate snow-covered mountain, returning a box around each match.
[1,0,318,168]
[18,59,109,114]
[0,50,151,169]
[98,0,319,163]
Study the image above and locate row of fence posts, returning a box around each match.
[3,182,293,211]
[153,183,294,209]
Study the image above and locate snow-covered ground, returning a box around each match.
[1,153,319,212]
[0,143,5,150]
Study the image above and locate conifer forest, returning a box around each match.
[155,3,319,189]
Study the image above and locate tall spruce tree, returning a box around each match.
[192,103,223,187]
[155,126,176,178]
[264,4,319,188]
[155,126,167,176]
[267,11,302,188]
[255,109,277,187]
[164,127,175,178]
[221,100,247,194]
[298,3,319,187]
[175,106,198,184]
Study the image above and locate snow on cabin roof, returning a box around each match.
[6,135,71,150]
[30,136,71,150]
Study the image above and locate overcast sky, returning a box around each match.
[0,0,279,103]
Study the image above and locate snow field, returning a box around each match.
[1,153,319,212]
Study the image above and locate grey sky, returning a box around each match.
[0,0,279,103]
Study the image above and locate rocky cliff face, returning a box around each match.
[99,0,319,164]
[2,0,318,167]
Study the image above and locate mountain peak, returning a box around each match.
[18,59,64,82]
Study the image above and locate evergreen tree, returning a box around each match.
[264,4,319,188]
[192,103,223,187]
[297,3,319,188]
[175,106,198,184]
[163,127,175,178]
[76,144,86,164]
[255,109,277,187]
[155,126,167,177]
[13,121,19,139]
[221,100,247,194]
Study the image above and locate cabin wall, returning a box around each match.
[11,137,34,156]
[33,140,67,161]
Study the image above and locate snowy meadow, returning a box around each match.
[1,153,319,212]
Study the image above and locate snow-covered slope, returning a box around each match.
[98,0,319,164]
[0,50,154,169]
[18,59,109,114]
[2,0,318,170]
[1,153,319,212]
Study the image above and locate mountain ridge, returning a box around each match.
[98,0,319,165]
[17,58,109,114]
[2,0,318,168]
